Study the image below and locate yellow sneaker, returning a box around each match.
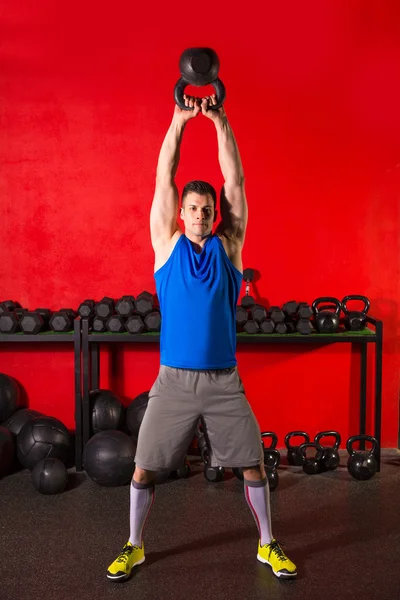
[257,539,297,579]
[106,542,145,581]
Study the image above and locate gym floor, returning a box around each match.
[1,451,400,600]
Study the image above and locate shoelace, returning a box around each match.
[116,545,134,564]
[268,540,287,562]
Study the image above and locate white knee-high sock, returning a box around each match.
[128,480,155,547]
[244,477,273,546]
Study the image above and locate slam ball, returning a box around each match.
[126,392,149,442]
[90,389,124,434]
[17,416,70,470]
[31,457,68,495]
[2,408,43,436]
[0,425,15,477]
[0,373,20,422]
[83,430,136,487]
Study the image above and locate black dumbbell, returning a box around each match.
[202,447,225,482]
[251,304,267,323]
[274,322,287,334]
[0,310,25,333]
[170,458,191,479]
[20,309,52,334]
[106,315,126,333]
[0,300,21,314]
[285,431,310,465]
[136,292,154,317]
[296,319,314,335]
[49,309,76,332]
[92,317,107,332]
[244,320,260,334]
[282,300,298,319]
[236,306,248,328]
[144,311,161,332]
[95,297,115,319]
[260,319,274,334]
[268,306,285,324]
[126,315,145,334]
[116,296,136,318]
[241,268,255,308]
[78,299,95,318]
[296,303,313,319]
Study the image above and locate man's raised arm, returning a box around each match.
[201,96,248,243]
[150,97,201,248]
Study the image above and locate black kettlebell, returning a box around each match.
[346,435,378,480]
[298,442,324,475]
[312,297,342,333]
[285,431,309,466]
[261,432,280,468]
[342,295,370,331]
[174,48,226,111]
[202,447,225,482]
[314,431,341,471]
[266,449,279,491]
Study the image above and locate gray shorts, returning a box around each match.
[134,365,263,471]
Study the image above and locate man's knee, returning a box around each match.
[133,466,156,485]
[242,464,266,480]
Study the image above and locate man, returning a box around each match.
[106,94,297,581]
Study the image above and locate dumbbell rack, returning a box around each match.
[0,318,82,471]
[80,316,383,473]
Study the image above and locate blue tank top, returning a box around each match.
[154,234,243,369]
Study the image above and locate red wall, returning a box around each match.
[1,1,399,446]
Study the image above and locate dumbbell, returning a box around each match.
[241,268,255,309]
[20,309,52,334]
[0,309,27,333]
[106,315,126,333]
[236,306,248,328]
[78,299,95,319]
[282,300,298,319]
[268,306,285,324]
[126,315,145,334]
[92,317,107,333]
[169,458,191,479]
[202,447,225,482]
[260,319,274,334]
[116,296,136,318]
[49,309,77,332]
[95,297,115,319]
[0,300,22,314]
[136,292,154,317]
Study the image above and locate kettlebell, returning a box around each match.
[298,442,324,475]
[346,435,378,480]
[174,47,226,111]
[342,295,370,331]
[202,447,225,482]
[314,431,341,471]
[261,432,280,468]
[266,449,280,491]
[312,297,342,333]
[285,431,310,466]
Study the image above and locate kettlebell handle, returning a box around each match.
[312,297,342,316]
[284,431,309,449]
[341,295,370,315]
[261,431,278,449]
[298,442,324,461]
[174,78,226,111]
[346,434,378,456]
[314,430,341,450]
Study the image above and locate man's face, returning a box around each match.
[180,192,217,237]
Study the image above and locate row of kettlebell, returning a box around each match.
[285,430,379,480]
[313,295,370,333]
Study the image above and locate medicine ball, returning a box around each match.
[17,416,70,470]
[31,457,68,495]
[126,392,149,442]
[0,425,15,477]
[2,408,43,436]
[90,389,124,434]
[83,430,136,487]
[0,373,20,422]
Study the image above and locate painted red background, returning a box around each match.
[1,1,399,446]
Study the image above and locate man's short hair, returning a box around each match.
[181,180,217,209]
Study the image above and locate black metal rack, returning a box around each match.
[0,318,82,470]
[80,316,383,472]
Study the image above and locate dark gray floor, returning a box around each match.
[1,452,400,600]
